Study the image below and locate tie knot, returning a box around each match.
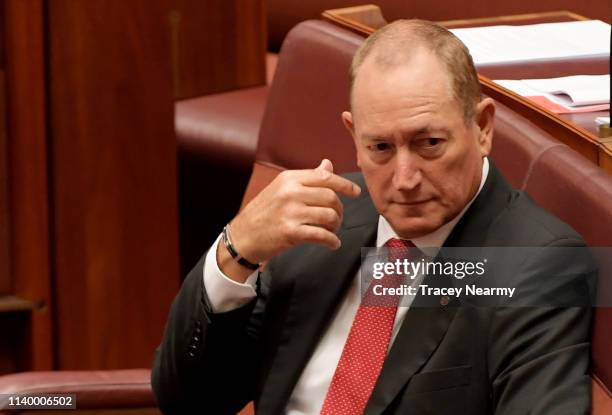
[384,238,417,262]
[385,238,415,249]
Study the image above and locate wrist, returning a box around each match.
[227,217,265,263]
[222,224,261,270]
[216,239,255,284]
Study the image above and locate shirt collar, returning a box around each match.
[376,157,490,250]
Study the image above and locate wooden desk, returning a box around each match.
[322,7,612,173]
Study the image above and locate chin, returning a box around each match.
[387,217,442,239]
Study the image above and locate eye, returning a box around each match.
[423,138,441,147]
[415,137,445,148]
[414,137,446,157]
[367,142,391,152]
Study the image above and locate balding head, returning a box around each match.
[349,19,481,122]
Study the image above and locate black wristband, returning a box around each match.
[222,225,260,270]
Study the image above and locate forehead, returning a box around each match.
[351,49,461,132]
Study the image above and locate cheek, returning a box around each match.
[427,158,473,201]
[437,152,481,205]
[361,164,392,203]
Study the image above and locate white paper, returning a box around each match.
[451,20,611,65]
[522,75,610,106]
[495,76,610,107]
[494,77,610,113]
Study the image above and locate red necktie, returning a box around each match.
[320,238,416,414]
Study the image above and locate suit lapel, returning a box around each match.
[444,160,514,248]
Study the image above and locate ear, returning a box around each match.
[341,111,354,133]
[342,111,362,168]
[474,97,495,157]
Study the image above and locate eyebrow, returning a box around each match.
[361,126,450,141]
[413,127,450,137]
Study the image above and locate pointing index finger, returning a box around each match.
[301,169,361,198]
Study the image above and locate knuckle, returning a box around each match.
[325,188,337,205]
[279,220,293,239]
[278,170,296,187]
[325,209,337,225]
[337,201,344,216]
[311,227,326,243]
[318,168,332,181]
[278,184,296,201]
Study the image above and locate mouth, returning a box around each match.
[392,199,432,206]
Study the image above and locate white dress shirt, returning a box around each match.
[203,158,489,414]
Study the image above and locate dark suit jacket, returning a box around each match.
[152,162,596,414]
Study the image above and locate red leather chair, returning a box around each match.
[523,145,612,414]
[0,369,157,414]
[489,103,566,190]
[242,20,363,204]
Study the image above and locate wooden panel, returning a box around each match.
[3,0,53,370]
[438,10,585,28]
[0,0,11,295]
[601,144,612,173]
[47,1,179,369]
[322,5,387,35]
[170,0,266,99]
[0,74,10,296]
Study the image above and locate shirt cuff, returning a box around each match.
[203,233,258,313]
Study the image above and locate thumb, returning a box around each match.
[316,158,334,173]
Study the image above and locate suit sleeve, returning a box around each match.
[488,240,598,415]
[151,252,270,414]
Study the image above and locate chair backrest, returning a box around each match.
[493,105,612,411]
[523,145,612,413]
[490,100,566,190]
[242,20,362,206]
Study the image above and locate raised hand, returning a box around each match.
[217,159,361,282]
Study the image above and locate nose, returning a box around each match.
[392,148,422,191]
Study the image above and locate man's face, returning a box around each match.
[343,49,494,239]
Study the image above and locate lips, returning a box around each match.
[393,199,431,206]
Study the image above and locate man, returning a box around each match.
[152,20,595,414]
